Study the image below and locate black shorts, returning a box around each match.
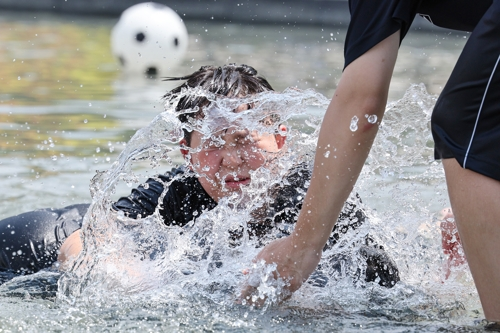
[432,2,500,180]
[0,204,88,275]
[345,0,500,180]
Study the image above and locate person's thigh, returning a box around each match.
[432,1,500,181]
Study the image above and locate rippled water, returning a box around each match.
[0,10,486,333]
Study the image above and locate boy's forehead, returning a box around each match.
[188,99,278,141]
[195,103,249,134]
[193,126,249,142]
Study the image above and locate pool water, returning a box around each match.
[0,10,487,332]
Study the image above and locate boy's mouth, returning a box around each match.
[224,176,251,188]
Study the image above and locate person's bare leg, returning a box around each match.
[443,158,500,321]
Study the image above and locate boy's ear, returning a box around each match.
[274,124,287,150]
[179,139,190,158]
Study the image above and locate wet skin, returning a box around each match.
[180,124,286,203]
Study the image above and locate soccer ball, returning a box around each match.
[111,2,188,77]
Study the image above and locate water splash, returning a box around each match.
[350,115,358,132]
[56,84,481,327]
[365,114,378,124]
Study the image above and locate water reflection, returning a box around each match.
[0,13,118,105]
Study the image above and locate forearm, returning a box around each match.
[240,32,401,300]
[292,31,400,254]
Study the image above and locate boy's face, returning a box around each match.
[181,122,286,203]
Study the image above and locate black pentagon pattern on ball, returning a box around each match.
[146,67,158,77]
[136,32,146,42]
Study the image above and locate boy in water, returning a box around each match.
[1,64,400,288]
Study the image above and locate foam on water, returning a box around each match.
[52,84,482,328]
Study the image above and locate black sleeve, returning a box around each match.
[112,168,217,227]
[160,175,217,227]
[0,204,88,274]
[270,165,310,226]
[112,174,171,219]
[344,0,491,69]
[269,164,368,248]
[326,195,367,249]
[269,165,400,288]
[344,0,420,69]
[359,244,400,288]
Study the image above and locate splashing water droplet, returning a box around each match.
[324,151,330,158]
[366,114,378,124]
[350,116,359,132]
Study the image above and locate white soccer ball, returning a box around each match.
[111,2,188,76]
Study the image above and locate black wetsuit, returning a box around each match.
[346,0,500,180]
[0,166,400,287]
[0,204,88,282]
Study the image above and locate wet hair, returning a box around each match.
[163,64,274,146]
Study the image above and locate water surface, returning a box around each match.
[0,10,485,332]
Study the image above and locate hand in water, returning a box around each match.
[238,236,322,306]
[439,207,466,279]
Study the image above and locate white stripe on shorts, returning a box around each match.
[463,54,500,168]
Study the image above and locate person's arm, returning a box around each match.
[240,31,401,301]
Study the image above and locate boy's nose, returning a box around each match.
[222,147,244,167]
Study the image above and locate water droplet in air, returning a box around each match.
[324,151,330,158]
[96,147,101,153]
[51,155,57,161]
[83,119,88,124]
[350,116,359,132]
[366,114,378,124]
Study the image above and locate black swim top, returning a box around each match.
[112,165,367,248]
[113,167,217,227]
[0,166,399,288]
